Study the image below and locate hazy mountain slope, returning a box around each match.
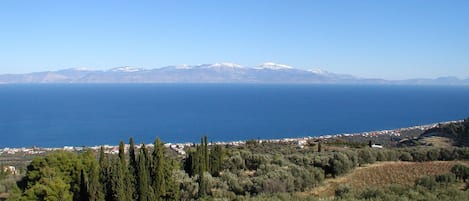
[0,63,467,85]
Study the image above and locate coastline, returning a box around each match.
[0,119,462,156]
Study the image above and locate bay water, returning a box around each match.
[1,84,468,147]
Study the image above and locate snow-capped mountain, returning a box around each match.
[308,69,328,74]
[109,66,145,72]
[207,63,244,69]
[0,63,467,85]
[255,62,293,70]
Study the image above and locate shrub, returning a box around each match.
[426,149,440,161]
[335,184,351,198]
[451,164,469,182]
[329,153,353,177]
[358,149,376,165]
[435,173,456,184]
[415,176,437,190]
[399,152,413,161]
[358,187,385,200]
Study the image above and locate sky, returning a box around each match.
[0,0,468,79]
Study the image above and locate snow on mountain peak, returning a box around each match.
[209,63,244,68]
[308,68,329,74]
[71,67,95,71]
[255,62,293,70]
[174,64,192,69]
[109,66,144,72]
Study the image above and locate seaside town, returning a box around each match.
[1,120,460,158]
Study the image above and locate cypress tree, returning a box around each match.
[137,144,152,201]
[209,144,223,176]
[110,158,124,201]
[99,146,113,201]
[128,138,138,200]
[203,136,209,172]
[117,140,133,201]
[194,145,202,174]
[79,169,89,201]
[198,172,206,197]
[79,149,104,201]
[164,159,179,201]
[109,142,132,201]
[195,136,210,197]
[88,155,104,201]
[118,141,126,165]
[183,151,194,176]
[151,138,166,199]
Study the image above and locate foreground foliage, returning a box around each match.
[2,133,469,200]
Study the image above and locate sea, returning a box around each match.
[1,84,469,148]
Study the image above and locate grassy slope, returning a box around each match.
[304,161,469,198]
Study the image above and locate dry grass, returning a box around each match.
[419,136,454,147]
[306,161,469,197]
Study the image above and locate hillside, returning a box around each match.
[419,119,469,146]
[1,63,468,84]
[307,161,469,197]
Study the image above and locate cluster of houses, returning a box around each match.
[0,121,461,158]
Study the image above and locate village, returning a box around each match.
[1,120,455,158]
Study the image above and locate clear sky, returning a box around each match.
[0,0,468,79]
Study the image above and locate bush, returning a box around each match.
[439,148,454,160]
[411,150,427,162]
[245,154,270,170]
[358,187,385,200]
[335,184,350,198]
[415,176,437,190]
[435,173,456,184]
[399,152,413,161]
[426,149,440,161]
[358,149,376,165]
[329,153,353,177]
[451,164,469,182]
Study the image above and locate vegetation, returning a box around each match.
[423,118,469,146]
[1,119,469,200]
[310,161,468,197]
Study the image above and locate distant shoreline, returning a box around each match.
[0,119,462,155]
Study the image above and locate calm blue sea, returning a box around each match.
[1,84,469,148]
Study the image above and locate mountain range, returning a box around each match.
[0,62,468,85]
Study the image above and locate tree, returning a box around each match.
[164,159,180,200]
[128,138,138,200]
[203,136,209,172]
[118,141,126,165]
[151,138,166,199]
[22,177,73,201]
[137,144,153,201]
[110,158,129,201]
[209,145,224,177]
[329,153,353,177]
[99,146,113,201]
[79,170,89,200]
[185,136,211,177]
[358,149,376,165]
[116,141,133,201]
[198,172,207,197]
[87,153,104,201]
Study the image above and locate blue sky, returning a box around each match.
[0,0,468,79]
